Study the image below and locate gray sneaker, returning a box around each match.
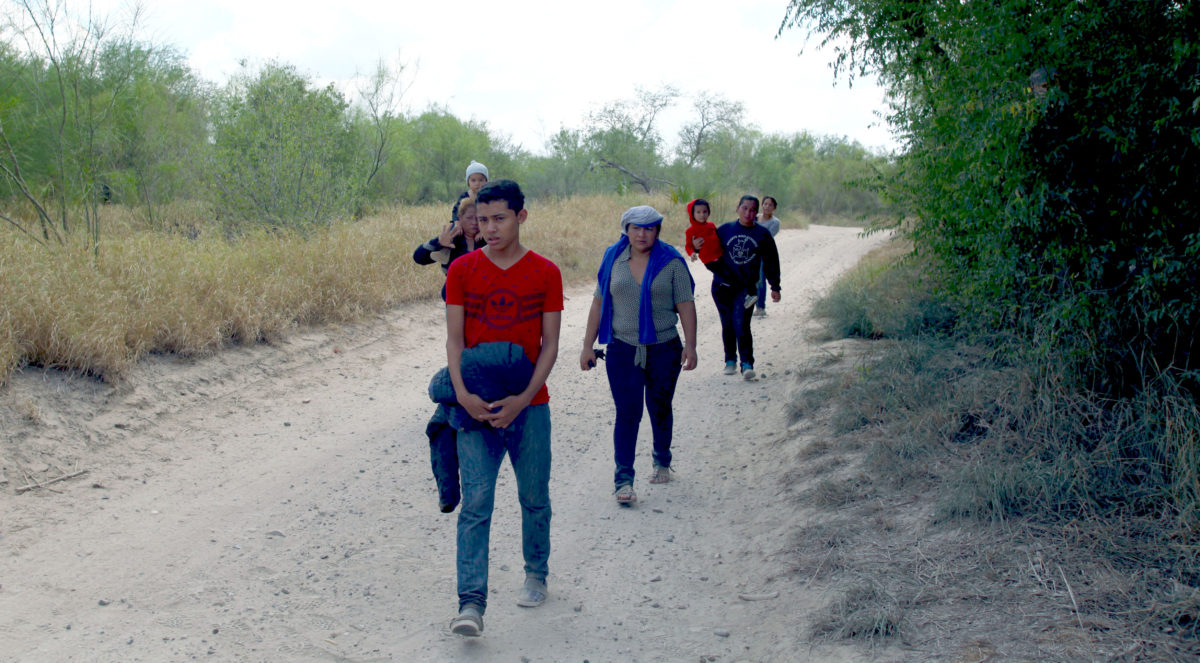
[450,604,483,636]
[517,577,547,607]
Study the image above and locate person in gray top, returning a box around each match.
[580,206,697,505]
[754,196,782,316]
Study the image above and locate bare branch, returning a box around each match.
[595,157,675,194]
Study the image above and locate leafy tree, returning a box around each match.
[686,122,760,197]
[391,107,494,204]
[520,128,597,198]
[585,85,677,193]
[0,0,145,249]
[102,41,209,223]
[676,93,745,167]
[207,61,365,231]
[748,132,817,202]
[353,54,410,199]
[782,0,1200,393]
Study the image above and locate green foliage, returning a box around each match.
[519,129,601,199]
[0,8,147,247]
[784,0,1200,395]
[207,61,365,231]
[101,42,209,211]
[2,1,893,243]
[396,108,493,203]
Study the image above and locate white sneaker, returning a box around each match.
[741,363,756,380]
[723,361,737,375]
[753,308,767,317]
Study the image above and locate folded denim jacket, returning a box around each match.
[424,342,535,512]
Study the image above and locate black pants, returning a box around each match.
[712,282,754,365]
[425,404,460,512]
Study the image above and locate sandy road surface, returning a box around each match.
[0,226,889,662]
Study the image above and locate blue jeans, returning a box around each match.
[604,338,683,489]
[712,283,754,365]
[455,404,551,612]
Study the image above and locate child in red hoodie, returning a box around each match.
[684,198,757,309]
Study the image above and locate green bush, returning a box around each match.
[207,62,366,231]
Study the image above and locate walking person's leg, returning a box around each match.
[604,340,645,498]
[644,337,683,482]
[455,426,505,616]
[426,404,461,512]
[711,284,739,371]
[755,264,767,314]
[738,299,756,377]
[508,404,552,607]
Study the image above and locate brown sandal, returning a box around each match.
[649,467,671,484]
[615,484,637,504]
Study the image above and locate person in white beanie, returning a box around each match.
[453,161,490,221]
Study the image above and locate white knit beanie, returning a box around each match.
[465,161,489,183]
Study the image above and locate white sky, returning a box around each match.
[90,0,897,155]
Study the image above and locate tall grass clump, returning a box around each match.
[0,296,23,381]
[811,239,954,340]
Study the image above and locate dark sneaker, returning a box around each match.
[450,604,483,636]
[516,577,547,607]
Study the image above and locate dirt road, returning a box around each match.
[0,225,889,662]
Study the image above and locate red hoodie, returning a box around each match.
[684,199,723,263]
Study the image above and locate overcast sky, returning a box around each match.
[85,0,896,155]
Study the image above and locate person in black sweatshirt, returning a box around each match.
[413,194,483,301]
[693,195,780,380]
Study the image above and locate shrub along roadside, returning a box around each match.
[804,242,1200,647]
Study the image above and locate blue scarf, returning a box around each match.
[596,236,692,345]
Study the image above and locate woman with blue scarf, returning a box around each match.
[580,206,697,505]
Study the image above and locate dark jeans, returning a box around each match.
[604,337,683,489]
[755,264,767,310]
[707,260,756,300]
[425,404,460,512]
[712,282,754,365]
[455,404,551,612]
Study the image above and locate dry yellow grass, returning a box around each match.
[0,193,699,385]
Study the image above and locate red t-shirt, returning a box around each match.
[445,249,564,405]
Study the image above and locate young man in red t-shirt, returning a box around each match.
[444,179,563,637]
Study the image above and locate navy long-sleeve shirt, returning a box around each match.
[713,221,781,292]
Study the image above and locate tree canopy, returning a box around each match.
[783,0,1199,393]
[1,1,892,239]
